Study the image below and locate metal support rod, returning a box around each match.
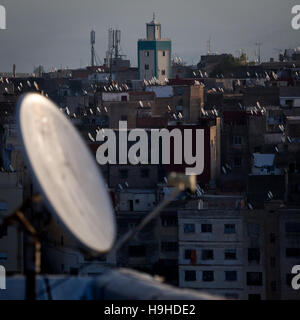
[113,188,181,252]
[16,210,41,300]
[1,195,42,300]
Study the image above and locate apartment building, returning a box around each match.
[178,208,247,300]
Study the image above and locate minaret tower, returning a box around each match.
[138,14,172,81]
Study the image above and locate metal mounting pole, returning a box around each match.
[1,195,42,300]
[113,173,197,252]
[113,188,181,252]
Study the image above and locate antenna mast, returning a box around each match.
[91,30,96,67]
[207,36,211,55]
[255,42,262,64]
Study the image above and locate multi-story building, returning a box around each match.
[178,202,247,300]
[178,194,300,300]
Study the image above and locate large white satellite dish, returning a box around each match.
[16,93,116,254]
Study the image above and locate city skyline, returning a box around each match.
[0,0,299,72]
[1,1,300,301]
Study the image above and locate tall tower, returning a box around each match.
[138,14,172,81]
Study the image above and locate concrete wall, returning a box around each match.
[119,191,156,212]
[104,102,138,129]
[102,92,129,102]
[157,50,170,81]
[109,165,159,189]
[139,49,155,80]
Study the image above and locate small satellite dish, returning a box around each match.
[16,93,116,254]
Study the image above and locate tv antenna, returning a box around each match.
[90,30,101,67]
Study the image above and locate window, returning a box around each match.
[0,225,7,239]
[176,88,183,96]
[145,64,149,70]
[129,245,146,257]
[161,69,166,76]
[145,51,150,57]
[162,51,166,56]
[119,169,128,179]
[185,270,196,281]
[233,136,243,145]
[286,248,300,258]
[185,249,193,259]
[161,216,177,227]
[0,252,8,261]
[285,222,300,233]
[202,249,214,260]
[225,271,237,281]
[0,202,7,211]
[202,271,214,282]
[224,249,237,260]
[248,248,260,263]
[224,224,236,234]
[140,169,149,178]
[161,241,178,252]
[184,223,195,233]
[247,272,262,286]
[201,224,212,233]
[184,249,196,264]
[285,99,293,107]
[121,95,128,102]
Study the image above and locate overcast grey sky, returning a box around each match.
[0,0,299,72]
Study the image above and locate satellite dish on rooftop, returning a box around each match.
[16,93,116,254]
